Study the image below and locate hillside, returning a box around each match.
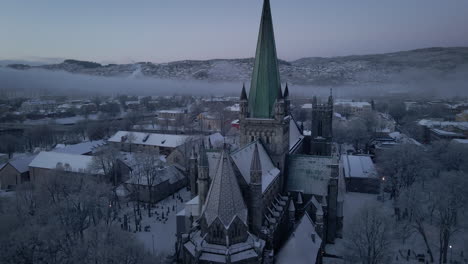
[6,47,468,86]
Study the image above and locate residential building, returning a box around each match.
[341,154,380,194]
[108,131,189,155]
[124,165,187,203]
[0,155,37,189]
[29,151,102,182]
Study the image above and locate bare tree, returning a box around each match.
[429,172,468,264]
[399,171,468,264]
[347,118,371,151]
[388,101,406,124]
[376,144,434,199]
[399,184,435,262]
[432,141,468,173]
[332,119,348,154]
[75,119,89,141]
[0,134,19,158]
[126,132,137,153]
[127,171,143,231]
[356,110,379,133]
[134,150,163,217]
[345,205,392,264]
[92,146,122,185]
[87,120,110,140]
[0,172,158,264]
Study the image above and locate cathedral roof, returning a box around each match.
[202,149,248,228]
[276,212,322,264]
[289,117,304,153]
[248,0,282,118]
[286,155,335,196]
[231,141,280,193]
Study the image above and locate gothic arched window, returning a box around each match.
[318,120,323,137]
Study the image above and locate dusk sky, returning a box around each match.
[2,0,468,64]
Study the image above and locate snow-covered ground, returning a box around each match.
[327,192,468,264]
[326,192,382,257]
[119,188,191,256]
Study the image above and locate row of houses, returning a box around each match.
[418,119,468,143]
[1,131,226,207]
[0,141,105,190]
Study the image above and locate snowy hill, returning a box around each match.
[6,47,468,86]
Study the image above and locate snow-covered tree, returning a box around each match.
[345,205,392,264]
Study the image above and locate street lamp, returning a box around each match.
[380,176,386,202]
[449,245,452,263]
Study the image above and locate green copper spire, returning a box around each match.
[248,0,282,118]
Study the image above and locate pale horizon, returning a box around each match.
[2,0,468,64]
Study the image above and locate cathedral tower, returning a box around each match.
[188,147,198,198]
[310,92,334,156]
[239,0,289,186]
[197,142,210,215]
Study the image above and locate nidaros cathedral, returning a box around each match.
[176,1,345,263]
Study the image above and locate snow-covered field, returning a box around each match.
[327,192,468,264]
[119,188,191,256]
[326,192,381,256]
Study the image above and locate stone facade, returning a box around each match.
[178,0,343,262]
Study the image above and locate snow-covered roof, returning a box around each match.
[276,212,322,264]
[183,228,264,263]
[23,114,101,126]
[418,119,468,131]
[126,165,185,186]
[334,112,346,121]
[132,124,185,132]
[205,132,224,148]
[375,131,421,146]
[108,131,189,148]
[157,109,185,114]
[0,154,37,173]
[286,155,334,196]
[452,138,468,144]
[29,151,98,174]
[231,141,280,193]
[185,196,200,218]
[119,152,167,168]
[52,140,105,155]
[225,103,240,112]
[431,128,464,137]
[341,155,377,179]
[202,150,248,228]
[334,101,371,108]
[301,103,312,109]
[289,118,304,152]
